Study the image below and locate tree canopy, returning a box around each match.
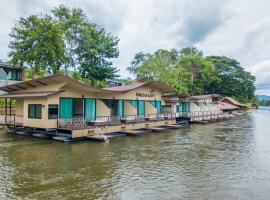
[206,56,256,103]
[9,14,65,79]
[257,99,270,106]
[8,5,119,84]
[128,47,216,95]
[128,47,255,102]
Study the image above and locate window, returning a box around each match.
[11,70,16,80]
[28,104,42,119]
[48,104,58,119]
[16,70,22,80]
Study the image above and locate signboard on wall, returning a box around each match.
[136,92,155,98]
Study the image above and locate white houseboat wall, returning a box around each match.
[177,94,223,122]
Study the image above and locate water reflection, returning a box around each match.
[0,109,270,199]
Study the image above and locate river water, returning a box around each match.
[0,108,270,199]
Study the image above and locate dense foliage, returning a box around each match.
[9,14,65,79]
[206,56,256,103]
[128,47,256,102]
[257,100,270,106]
[8,5,119,84]
[128,47,215,95]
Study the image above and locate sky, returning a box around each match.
[0,0,270,95]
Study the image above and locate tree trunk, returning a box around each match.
[30,66,35,80]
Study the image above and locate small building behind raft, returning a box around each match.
[220,97,248,110]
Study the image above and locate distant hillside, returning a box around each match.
[257,95,270,100]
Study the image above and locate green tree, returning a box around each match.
[128,49,179,81]
[206,56,255,102]
[75,23,119,84]
[52,5,119,84]
[8,5,119,83]
[8,14,65,79]
[258,99,270,106]
[52,5,87,75]
[128,47,215,94]
[127,52,150,75]
[179,46,203,57]
[175,55,216,95]
[121,78,133,85]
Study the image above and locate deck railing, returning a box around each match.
[57,112,179,130]
[147,114,164,121]
[58,116,122,129]
[0,115,23,126]
[57,117,87,130]
[94,116,121,126]
[165,113,177,119]
[124,114,145,123]
[178,111,223,120]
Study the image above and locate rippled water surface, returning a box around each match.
[1,108,270,199]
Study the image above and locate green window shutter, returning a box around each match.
[156,101,161,114]
[183,102,187,112]
[179,102,183,112]
[138,100,145,116]
[11,71,16,80]
[28,104,42,119]
[60,98,73,119]
[187,102,190,112]
[28,105,36,118]
[35,105,42,119]
[117,99,124,118]
[6,71,11,80]
[48,104,58,119]
[182,102,190,112]
[85,98,96,122]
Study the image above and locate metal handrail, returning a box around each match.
[58,117,87,130]
[58,110,228,129]
[0,114,23,125]
[178,111,223,118]
[165,113,176,119]
[124,114,145,123]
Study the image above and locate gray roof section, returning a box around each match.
[0,61,26,69]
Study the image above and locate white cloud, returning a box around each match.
[0,0,270,94]
[249,60,270,95]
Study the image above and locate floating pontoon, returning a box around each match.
[166,124,184,129]
[32,133,51,138]
[52,136,73,142]
[123,128,152,136]
[145,127,168,132]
